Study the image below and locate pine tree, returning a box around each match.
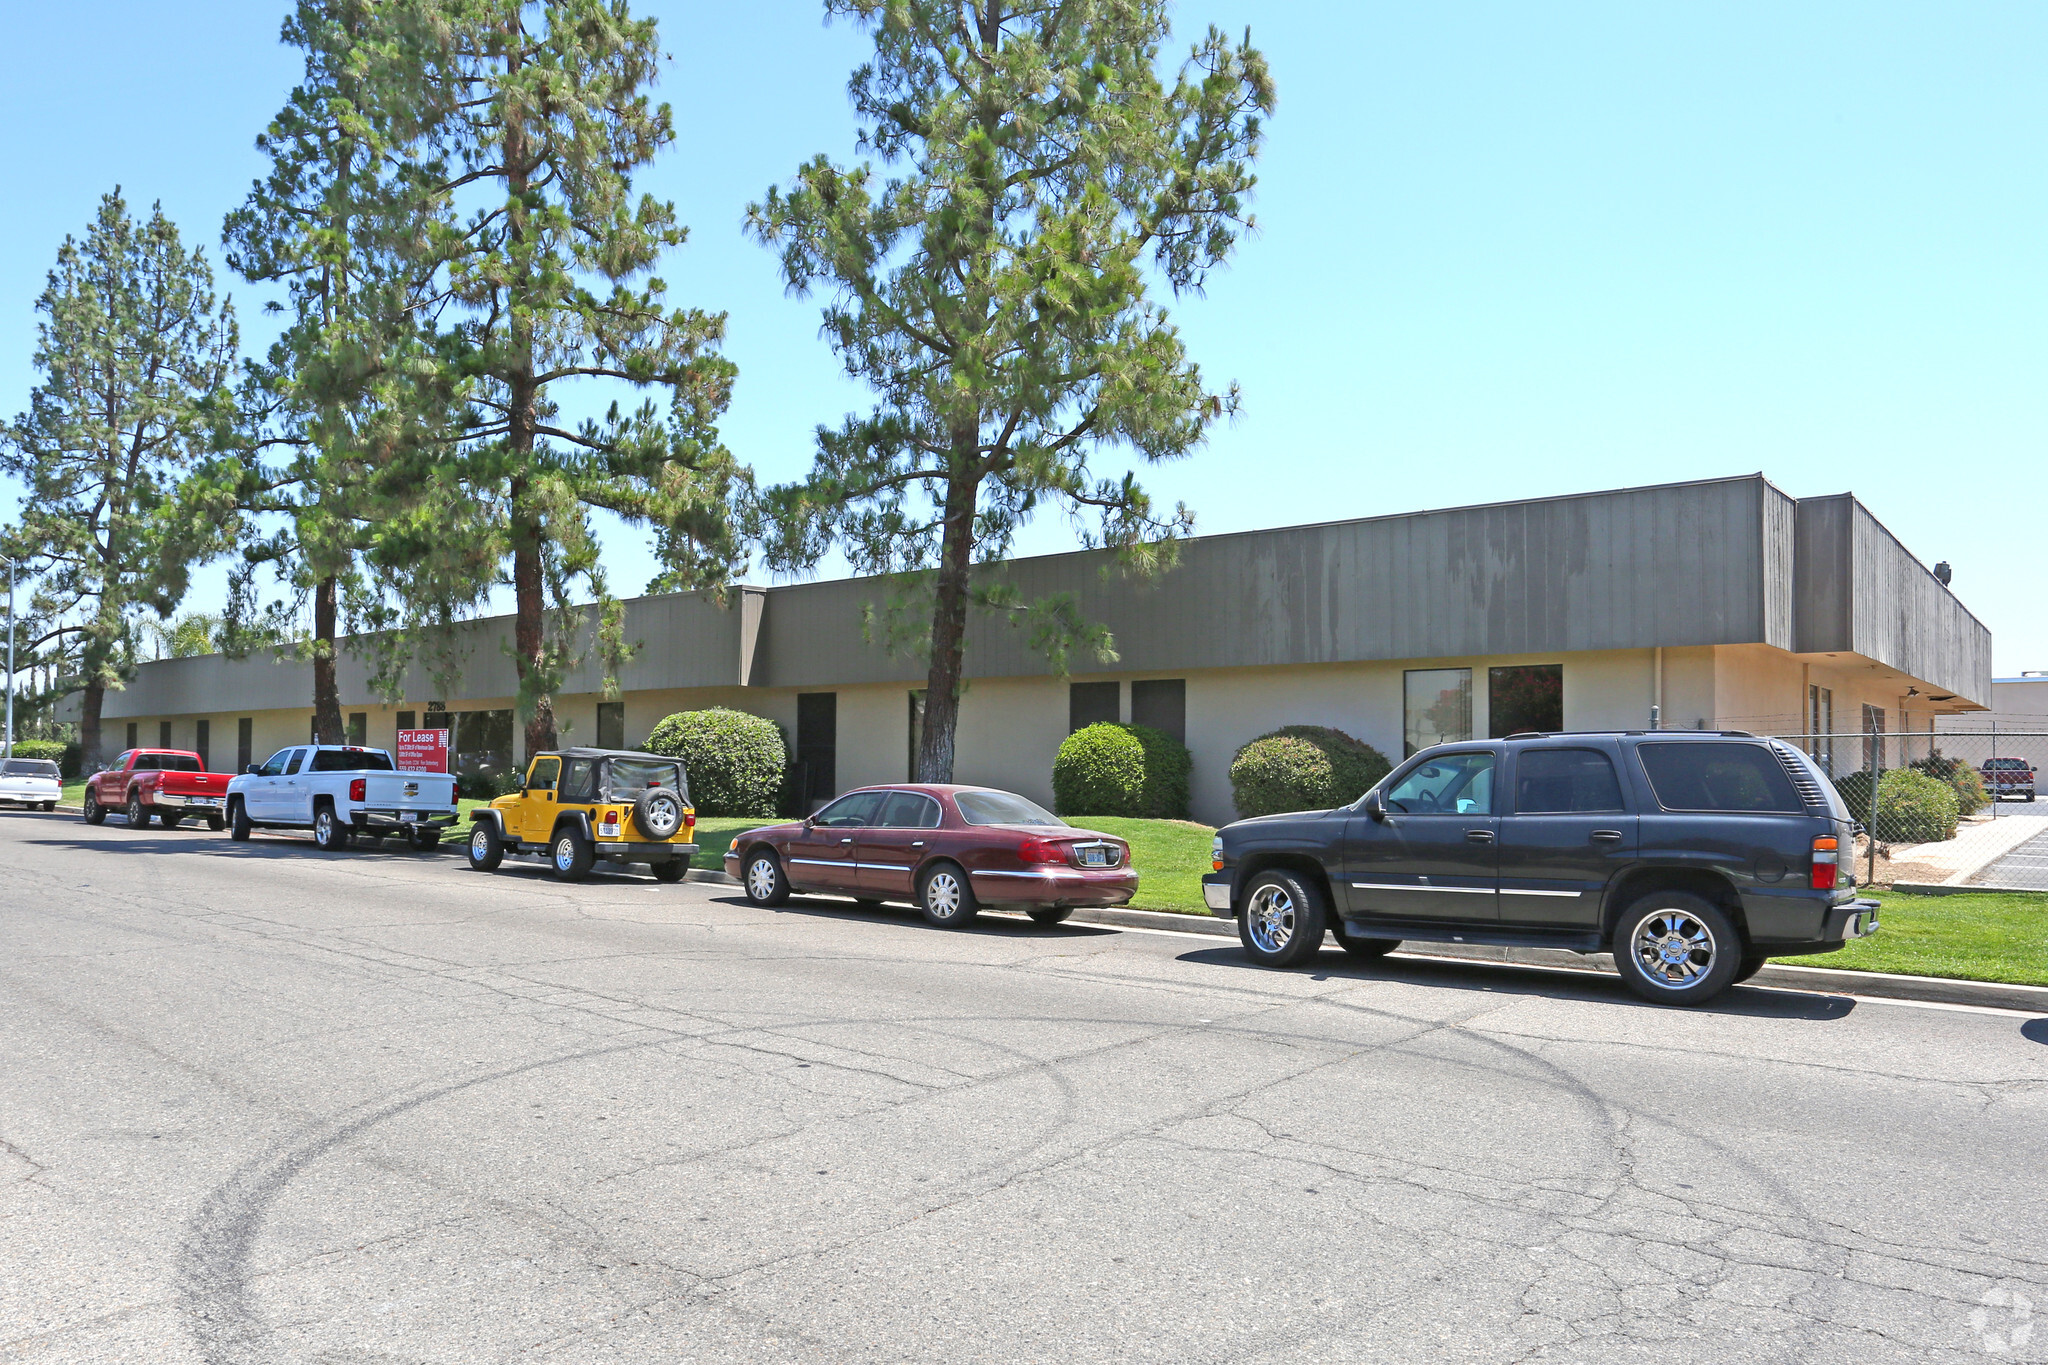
[1,192,239,768]
[748,0,1271,781]
[391,0,747,756]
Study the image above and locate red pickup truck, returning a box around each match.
[82,749,233,830]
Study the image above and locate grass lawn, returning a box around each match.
[1780,889,2048,987]
[1062,815,1215,913]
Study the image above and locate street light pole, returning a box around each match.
[3,555,15,762]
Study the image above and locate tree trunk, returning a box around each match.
[80,680,106,773]
[311,574,344,744]
[916,466,980,783]
[509,483,554,758]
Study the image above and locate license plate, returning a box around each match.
[188,797,222,807]
[1081,847,1109,867]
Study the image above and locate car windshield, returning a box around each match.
[310,749,395,772]
[2,760,59,778]
[602,758,686,802]
[1985,759,2029,770]
[955,790,1066,827]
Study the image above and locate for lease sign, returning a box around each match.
[396,729,450,773]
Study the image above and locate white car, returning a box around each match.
[226,744,461,851]
[0,756,61,811]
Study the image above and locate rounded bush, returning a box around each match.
[1871,768,1960,845]
[643,707,787,817]
[1052,723,1191,819]
[1229,725,1393,819]
[1909,752,1988,818]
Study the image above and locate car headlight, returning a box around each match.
[1211,835,1225,872]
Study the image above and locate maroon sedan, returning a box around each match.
[723,785,1138,927]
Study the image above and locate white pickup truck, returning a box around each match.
[226,744,461,851]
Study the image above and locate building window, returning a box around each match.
[1131,679,1186,744]
[348,712,367,746]
[127,722,139,749]
[796,692,837,809]
[160,720,173,748]
[1489,664,1563,738]
[1808,685,1834,773]
[1862,702,1887,772]
[1403,668,1471,757]
[444,710,514,782]
[237,718,253,772]
[396,710,416,732]
[196,719,211,772]
[907,690,927,781]
[1069,680,1119,732]
[596,701,625,750]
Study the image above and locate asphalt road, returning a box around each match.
[4,813,2046,1364]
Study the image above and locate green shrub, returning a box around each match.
[456,769,521,801]
[1909,751,1988,817]
[1052,723,1191,819]
[1832,769,1876,820]
[1870,768,1960,844]
[1229,725,1394,818]
[644,707,787,817]
[10,739,78,777]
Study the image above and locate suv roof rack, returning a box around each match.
[1500,729,1758,740]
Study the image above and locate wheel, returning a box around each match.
[1028,907,1074,926]
[206,816,224,832]
[1613,891,1742,1006]
[1733,952,1769,984]
[407,828,442,851]
[162,813,184,830]
[918,863,979,928]
[550,828,594,881]
[312,805,352,852]
[466,822,504,872]
[83,791,106,825]
[126,793,152,828]
[1237,869,1328,968]
[1334,923,1400,959]
[632,787,686,840]
[650,860,688,883]
[229,798,252,841]
[742,850,790,906]
[43,802,56,813]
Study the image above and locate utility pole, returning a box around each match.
[3,555,15,762]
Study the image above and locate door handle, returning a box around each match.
[911,841,925,848]
[1591,830,1623,842]
[1464,829,1494,843]
[840,837,854,845]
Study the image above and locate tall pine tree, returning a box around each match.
[2,192,239,768]
[749,0,1271,781]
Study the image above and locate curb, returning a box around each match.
[1892,881,2047,898]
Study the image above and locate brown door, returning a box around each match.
[856,791,943,898]
[784,790,882,893]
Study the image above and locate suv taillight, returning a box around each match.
[1810,835,1838,890]
[349,778,366,802]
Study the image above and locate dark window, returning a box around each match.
[796,692,837,807]
[126,723,138,749]
[1637,742,1802,813]
[525,756,562,792]
[310,749,394,773]
[450,710,514,781]
[196,719,211,772]
[813,790,884,828]
[237,719,254,772]
[283,749,307,777]
[160,721,173,748]
[131,754,160,772]
[602,758,686,803]
[258,749,293,778]
[152,754,202,773]
[396,710,416,733]
[907,690,925,781]
[347,713,367,747]
[3,760,59,778]
[1385,752,1496,815]
[1131,679,1185,744]
[560,758,598,803]
[1489,665,1563,738]
[878,791,942,828]
[1514,748,1625,814]
[596,701,625,750]
[1069,680,1119,732]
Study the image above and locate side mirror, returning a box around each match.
[1362,789,1387,822]
[245,764,261,775]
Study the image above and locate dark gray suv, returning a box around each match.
[1201,732,1880,1005]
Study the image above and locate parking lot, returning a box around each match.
[4,811,2046,1363]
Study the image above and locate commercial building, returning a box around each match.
[87,474,1992,826]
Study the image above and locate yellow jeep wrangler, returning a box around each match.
[465,748,696,882]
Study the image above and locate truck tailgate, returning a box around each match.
[161,772,232,797]
[363,772,459,811]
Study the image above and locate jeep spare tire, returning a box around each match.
[633,787,685,840]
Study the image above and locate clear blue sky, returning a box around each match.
[3,1,2042,672]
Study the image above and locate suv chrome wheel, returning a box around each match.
[1632,909,1716,988]
[1246,884,1296,954]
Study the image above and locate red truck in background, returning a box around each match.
[82,750,233,830]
